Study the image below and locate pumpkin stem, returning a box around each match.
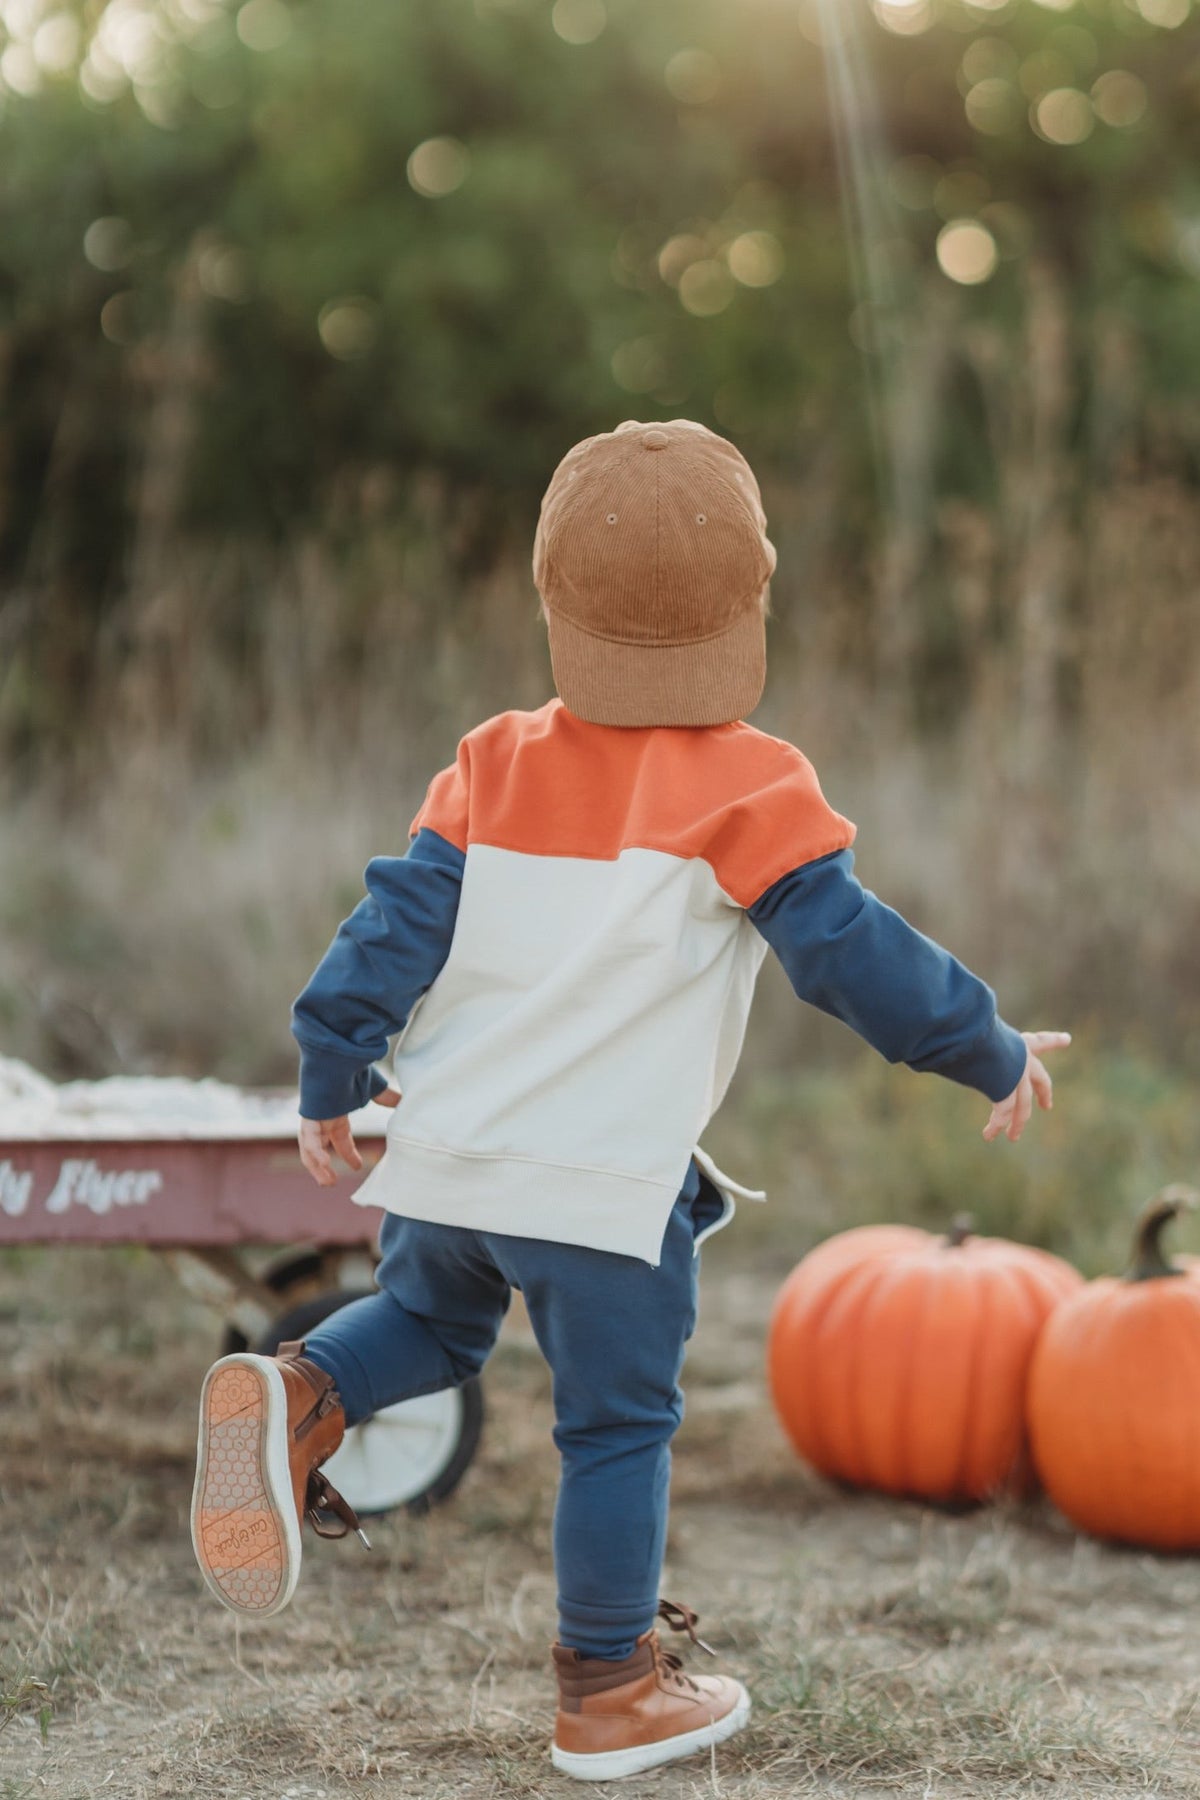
[1124,1186,1200,1283]
[945,1214,974,1248]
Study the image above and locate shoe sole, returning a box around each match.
[190,1354,302,1618]
[550,1685,751,1781]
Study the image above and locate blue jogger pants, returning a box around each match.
[300,1162,719,1659]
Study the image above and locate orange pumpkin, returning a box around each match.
[1027,1187,1200,1550]
[768,1217,1082,1503]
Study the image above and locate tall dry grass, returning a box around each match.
[2,464,1198,1086]
[2,251,1199,1087]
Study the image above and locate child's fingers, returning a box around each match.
[1028,1054,1054,1112]
[985,1038,1062,1143]
[1006,1077,1033,1141]
[1023,1031,1072,1057]
[298,1124,335,1186]
[298,1145,322,1183]
[983,1100,1012,1142]
[372,1086,402,1109]
[328,1119,363,1172]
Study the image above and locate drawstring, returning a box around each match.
[305,1469,372,1550]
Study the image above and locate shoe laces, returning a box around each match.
[652,1597,717,1695]
[653,1643,704,1695]
[304,1468,371,1550]
[657,1597,716,1656]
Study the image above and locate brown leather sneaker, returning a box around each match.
[190,1340,369,1618]
[550,1600,751,1781]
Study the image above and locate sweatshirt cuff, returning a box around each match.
[929,1017,1028,1103]
[298,1048,389,1120]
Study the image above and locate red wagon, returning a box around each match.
[0,1064,483,1516]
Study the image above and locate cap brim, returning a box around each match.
[546,602,765,728]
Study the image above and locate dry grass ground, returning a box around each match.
[3,1236,1200,1800]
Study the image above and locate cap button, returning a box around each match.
[642,429,669,450]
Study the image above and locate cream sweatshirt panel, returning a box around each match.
[351,843,768,1262]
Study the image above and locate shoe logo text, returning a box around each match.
[214,1515,272,1556]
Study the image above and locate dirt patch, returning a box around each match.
[2,1245,1198,1799]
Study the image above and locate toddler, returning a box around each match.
[190,418,1068,1781]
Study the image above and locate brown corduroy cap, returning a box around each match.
[532,418,777,728]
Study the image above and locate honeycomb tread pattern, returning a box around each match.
[193,1360,296,1615]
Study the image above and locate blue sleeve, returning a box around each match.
[290,828,465,1119]
[748,849,1027,1103]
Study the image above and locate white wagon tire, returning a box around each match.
[321,1383,480,1517]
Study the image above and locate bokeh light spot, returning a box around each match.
[96,4,164,84]
[318,298,378,360]
[960,37,1019,85]
[965,77,1021,136]
[84,217,135,271]
[197,243,251,302]
[33,14,81,74]
[407,137,470,198]
[872,0,934,34]
[100,292,137,346]
[135,81,182,129]
[79,47,126,104]
[657,233,707,287]
[1,0,39,34]
[1,44,41,95]
[1034,87,1094,144]
[665,48,720,103]
[678,258,734,316]
[1091,69,1148,127]
[936,219,999,285]
[1135,0,1190,25]
[236,0,292,52]
[726,230,784,287]
[551,0,606,44]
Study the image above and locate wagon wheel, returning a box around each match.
[219,1245,376,1346]
[221,1259,483,1518]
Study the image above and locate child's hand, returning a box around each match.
[298,1085,401,1185]
[299,1116,361,1185]
[982,1031,1071,1143]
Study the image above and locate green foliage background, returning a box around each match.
[1,0,1198,1157]
[3,0,1200,763]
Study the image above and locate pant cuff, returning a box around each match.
[557,1596,659,1661]
[299,1336,375,1428]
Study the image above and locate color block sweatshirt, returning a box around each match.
[292,701,1026,1264]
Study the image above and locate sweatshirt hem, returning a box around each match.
[350,1135,683,1266]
